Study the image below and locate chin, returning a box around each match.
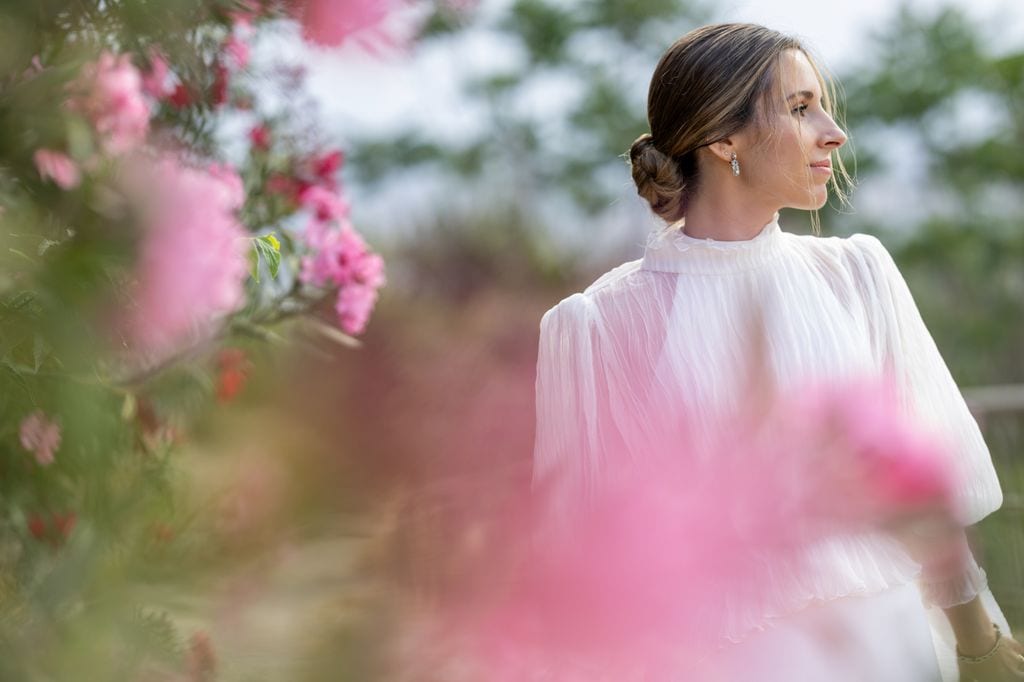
[805,188,829,210]
[786,195,827,211]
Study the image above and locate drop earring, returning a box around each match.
[730,152,740,177]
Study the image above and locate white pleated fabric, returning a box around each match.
[531,212,1006,673]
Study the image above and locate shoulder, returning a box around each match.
[583,258,645,295]
[784,230,899,277]
[842,233,903,286]
[540,258,644,327]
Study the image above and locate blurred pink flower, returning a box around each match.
[141,50,174,99]
[223,34,251,70]
[19,410,61,466]
[298,185,348,224]
[70,52,151,154]
[335,282,380,335]
[291,0,397,48]
[411,373,958,680]
[33,149,80,189]
[207,162,246,211]
[122,156,249,355]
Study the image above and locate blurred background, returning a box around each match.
[1,0,1022,679]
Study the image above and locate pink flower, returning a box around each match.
[291,0,397,48]
[298,185,348,224]
[70,52,151,154]
[141,50,173,99]
[296,206,385,335]
[335,282,379,335]
[223,34,251,70]
[19,410,61,466]
[207,162,246,212]
[299,223,368,286]
[353,251,385,288]
[33,149,80,189]
[121,156,249,356]
[402,371,959,679]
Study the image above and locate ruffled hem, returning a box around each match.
[712,531,922,649]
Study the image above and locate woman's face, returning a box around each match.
[741,49,847,211]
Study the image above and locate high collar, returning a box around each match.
[641,212,785,275]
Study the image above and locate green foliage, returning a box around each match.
[503,0,578,65]
[839,5,1024,384]
[349,0,711,218]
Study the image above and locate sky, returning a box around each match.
[263,0,1024,251]
[294,0,1024,135]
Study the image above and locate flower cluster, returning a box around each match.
[32,51,150,188]
[68,52,151,155]
[297,181,386,336]
[121,156,250,356]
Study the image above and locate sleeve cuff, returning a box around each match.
[917,548,989,609]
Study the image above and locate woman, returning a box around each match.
[531,23,1021,681]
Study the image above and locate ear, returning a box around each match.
[706,139,736,164]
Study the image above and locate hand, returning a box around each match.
[958,632,1024,682]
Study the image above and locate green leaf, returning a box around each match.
[251,234,281,283]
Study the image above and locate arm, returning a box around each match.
[945,595,998,656]
[847,235,1020,675]
[909,524,1024,678]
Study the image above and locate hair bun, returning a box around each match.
[628,133,687,224]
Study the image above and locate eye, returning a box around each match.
[791,103,809,117]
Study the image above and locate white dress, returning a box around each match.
[531,212,1008,681]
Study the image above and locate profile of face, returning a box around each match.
[730,49,848,212]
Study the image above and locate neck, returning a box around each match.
[681,184,779,241]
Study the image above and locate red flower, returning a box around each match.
[216,347,252,403]
[312,150,343,183]
[26,511,77,545]
[249,124,271,151]
[27,515,47,541]
[169,83,194,108]
[210,64,229,107]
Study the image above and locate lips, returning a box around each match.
[810,160,832,169]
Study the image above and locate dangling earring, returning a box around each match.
[730,152,740,177]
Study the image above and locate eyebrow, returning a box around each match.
[786,90,816,101]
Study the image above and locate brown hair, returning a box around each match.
[628,23,852,235]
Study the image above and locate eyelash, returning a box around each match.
[792,104,809,117]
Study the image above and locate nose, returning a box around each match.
[820,118,847,149]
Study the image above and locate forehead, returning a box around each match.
[777,49,821,97]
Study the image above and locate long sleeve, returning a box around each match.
[848,233,1002,607]
[531,293,603,498]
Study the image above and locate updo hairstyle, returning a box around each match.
[628,23,840,225]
